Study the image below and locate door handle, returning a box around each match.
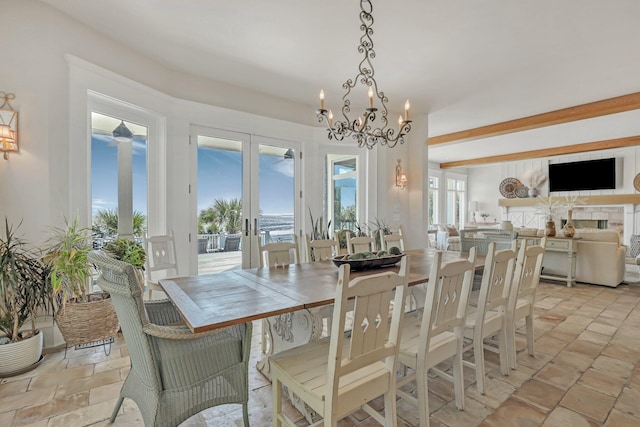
[254,218,258,236]
[245,219,249,237]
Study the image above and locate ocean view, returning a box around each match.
[260,213,294,241]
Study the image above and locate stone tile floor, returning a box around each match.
[2,277,640,426]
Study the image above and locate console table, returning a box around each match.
[540,236,581,287]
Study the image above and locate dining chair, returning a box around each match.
[507,239,546,370]
[346,233,375,254]
[87,250,252,427]
[270,256,409,426]
[380,226,405,252]
[462,241,517,394]
[257,234,300,267]
[305,233,339,262]
[144,230,178,300]
[257,234,302,354]
[396,248,477,427]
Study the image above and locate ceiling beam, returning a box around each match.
[429,91,640,146]
[439,135,640,169]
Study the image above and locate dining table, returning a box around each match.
[160,248,483,423]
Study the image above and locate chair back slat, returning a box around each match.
[144,231,178,277]
[327,256,408,379]
[511,239,546,302]
[346,235,375,254]
[305,234,339,262]
[258,235,300,267]
[423,249,476,340]
[381,226,405,252]
[480,242,517,313]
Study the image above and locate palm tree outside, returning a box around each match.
[93,209,147,237]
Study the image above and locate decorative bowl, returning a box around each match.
[331,253,404,271]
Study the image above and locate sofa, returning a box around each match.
[435,224,461,251]
[542,230,626,287]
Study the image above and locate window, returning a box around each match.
[446,178,466,228]
[91,112,148,242]
[328,155,358,233]
[428,176,439,226]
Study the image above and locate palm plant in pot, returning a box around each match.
[42,217,119,353]
[0,219,53,376]
[102,237,146,286]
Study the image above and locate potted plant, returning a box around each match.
[0,219,53,376]
[102,237,146,285]
[42,217,119,351]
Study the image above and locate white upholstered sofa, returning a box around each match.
[542,230,626,287]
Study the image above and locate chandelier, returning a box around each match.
[316,0,411,149]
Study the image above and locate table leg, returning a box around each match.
[567,250,577,287]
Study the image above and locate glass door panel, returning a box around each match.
[196,134,247,274]
[257,144,296,247]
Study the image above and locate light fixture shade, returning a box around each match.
[0,92,18,159]
[113,120,133,142]
[395,159,407,189]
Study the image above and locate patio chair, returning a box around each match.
[87,250,252,427]
[396,248,477,427]
[270,256,408,426]
[144,231,178,300]
[462,242,517,394]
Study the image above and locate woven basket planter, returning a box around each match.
[55,292,120,346]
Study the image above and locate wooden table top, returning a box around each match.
[160,249,483,333]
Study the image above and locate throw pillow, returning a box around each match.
[446,225,459,237]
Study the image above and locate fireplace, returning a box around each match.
[560,219,608,229]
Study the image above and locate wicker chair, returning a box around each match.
[88,251,252,427]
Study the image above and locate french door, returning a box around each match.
[192,127,300,272]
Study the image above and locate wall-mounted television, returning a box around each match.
[548,158,617,192]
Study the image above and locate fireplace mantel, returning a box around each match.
[498,194,640,207]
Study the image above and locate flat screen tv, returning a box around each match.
[548,158,616,192]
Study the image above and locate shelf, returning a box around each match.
[498,194,640,207]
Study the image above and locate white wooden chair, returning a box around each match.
[346,234,375,254]
[143,230,178,300]
[305,234,339,262]
[396,248,477,427]
[380,226,405,252]
[256,235,301,354]
[507,239,546,369]
[270,256,409,426]
[257,234,300,268]
[462,242,517,394]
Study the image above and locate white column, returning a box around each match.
[117,142,134,238]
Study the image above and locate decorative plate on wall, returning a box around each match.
[514,184,529,198]
[634,173,640,192]
[499,177,522,198]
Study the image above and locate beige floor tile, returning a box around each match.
[47,398,119,427]
[512,379,565,413]
[0,411,15,426]
[534,362,582,390]
[28,365,95,390]
[578,330,612,346]
[12,391,89,426]
[535,335,567,357]
[541,406,600,427]
[614,385,640,418]
[465,376,516,410]
[560,383,615,422]
[564,339,604,359]
[0,379,30,398]
[592,355,634,379]
[89,381,123,405]
[578,368,626,398]
[544,328,579,343]
[586,322,619,337]
[602,343,640,364]
[480,397,547,427]
[0,386,56,414]
[53,370,122,398]
[552,349,594,372]
[604,409,640,427]
[432,396,493,427]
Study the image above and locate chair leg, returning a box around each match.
[473,338,485,395]
[272,377,282,427]
[262,319,268,354]
[498,327,510,376]
[384,389,398,427]
[506,317,517,370]
[525,312,535,357]
[453,350,465,410]
[242,401,250,427]
[110,396,124,423]
[416,367,430,427]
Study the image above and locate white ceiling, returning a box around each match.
[41,0,640,165]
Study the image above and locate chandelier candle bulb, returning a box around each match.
[404,100,410,121]
[328,110,334,127]
[398,115,403,126]
[368,87,374,108]
[319,90,325,110]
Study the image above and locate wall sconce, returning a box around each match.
[395,159,407,189]
[0,92,18,160]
